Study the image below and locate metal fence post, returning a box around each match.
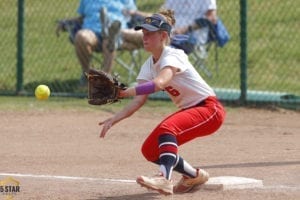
[240,0,247,104]
[16,0,25,94]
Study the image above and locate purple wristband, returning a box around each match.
[135,81,156,95]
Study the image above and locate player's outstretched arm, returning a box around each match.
[98,95,147,138]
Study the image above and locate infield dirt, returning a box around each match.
[0,107,299,200]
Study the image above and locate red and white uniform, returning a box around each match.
[137,46,215,109]
[137,46,225,162]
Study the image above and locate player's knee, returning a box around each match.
[141,143,158,162]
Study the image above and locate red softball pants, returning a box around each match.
[141,96,226,162]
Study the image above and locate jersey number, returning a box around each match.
[165,86,180,96]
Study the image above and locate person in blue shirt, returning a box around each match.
[56,0,142,85]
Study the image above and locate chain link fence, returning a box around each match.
[1,0,299,109]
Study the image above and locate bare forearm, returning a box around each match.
[111,96,147,125]
[206,10,217,24]
[175,9,217,34]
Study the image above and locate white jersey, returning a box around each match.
[137,46,216,109]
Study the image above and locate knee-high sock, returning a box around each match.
[158,134,178,180]
[173,156,197,178]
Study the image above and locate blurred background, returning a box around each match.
[0,0,299,109]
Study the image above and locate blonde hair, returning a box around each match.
[158,9,176,45]
[159,9,176,26]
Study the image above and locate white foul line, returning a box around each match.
[1,172,300,191]
[0,172,136,183]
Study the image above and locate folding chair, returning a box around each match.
[190,42,215,78]
[191,40,216,78]
[58,11,143,83]
[172,18,222,78]
[191,17,230,78]
[170,32,216,78]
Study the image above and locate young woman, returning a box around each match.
[98,9,225,195]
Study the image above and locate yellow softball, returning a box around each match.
[35,84,50,100]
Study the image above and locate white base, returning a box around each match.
[201,176,263,190]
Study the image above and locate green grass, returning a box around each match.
[0,96,178,115]
[1,96,246,115]
[0,0,299,97]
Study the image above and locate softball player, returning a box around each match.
[99,9,225,195]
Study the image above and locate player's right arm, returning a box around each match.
[98,93,148,138]
[99,65,176,138]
